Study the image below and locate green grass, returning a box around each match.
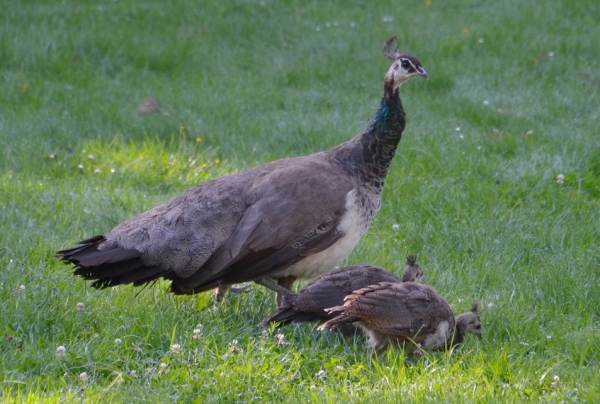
[1,0,599,402]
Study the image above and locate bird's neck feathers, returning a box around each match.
[327,72,406,191]
[371,85,403,130]
[354,76,406,189]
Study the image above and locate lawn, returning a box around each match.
[1,0,599,402]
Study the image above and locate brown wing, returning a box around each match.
[340,282,453,339]
[264,264,400,325]
[59,155,355,294]
[292,264,401,314]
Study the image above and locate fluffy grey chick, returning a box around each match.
[318,282,482,354]
[264,254,424,326]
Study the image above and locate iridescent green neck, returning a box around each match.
[369,97,403,130]
[328,81,406,191]
[355,91,405,190]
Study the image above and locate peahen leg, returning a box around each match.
[275,276,297,308]
[213,283,252,302]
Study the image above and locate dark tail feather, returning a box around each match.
[267,309,324,326]
[56,235,106,259]
[57,235,172,289]
[263,294,326,326]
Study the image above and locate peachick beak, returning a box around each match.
[419,69,429,80]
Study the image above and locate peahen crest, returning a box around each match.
[406,253,418,266]
[383,35,402,60]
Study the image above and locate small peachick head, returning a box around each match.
[383,36,428,90]
[401,253,424,283]
[456,301,483,340]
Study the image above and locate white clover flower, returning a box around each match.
[556,174,565,184]
[78,164,84,169]
[548,51,554,57]
[382,15,393,22]
[547,335,552,340]
[88,154,95,160]
[50,153,56,159]
[552,375,560,386]
[478,38,484,43]
[79,372,88,382]
[158,363,168,374]
[229,339,240,353]
[114,338,122,345]
[455,126,461,131]
[110,168,115,173]
[459,134,464,140]
[260,330,269,340]
[392,224,400,231]
[192,328,203,340]
[56,345,66,357]
[336,365,344,371]
[275,333,287,347]
[316,370,326,378]
[483,100,489,106]
[487,302,495,309]
[76,302,85,312]
[93,168,101,174]
[170,344,181,354]
[18,285,25,294]
[129,370,137,378]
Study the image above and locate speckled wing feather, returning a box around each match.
[265,264,401,325]
[337,282,450,338]
[292,264,401,313]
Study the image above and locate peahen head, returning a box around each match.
[383,36,428,91]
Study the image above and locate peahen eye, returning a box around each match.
[401,60,411,69]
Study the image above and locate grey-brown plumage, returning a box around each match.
[264,255,424,326]
[57,36,428,302]
[318,282,482,353]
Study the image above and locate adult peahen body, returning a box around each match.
[57,36,427,304]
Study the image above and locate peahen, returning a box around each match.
[57,36,428,305]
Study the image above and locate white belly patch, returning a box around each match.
[422,320,452,350]
[279,189,368,279]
